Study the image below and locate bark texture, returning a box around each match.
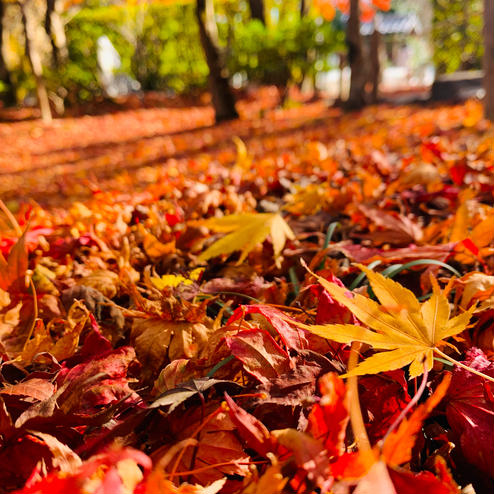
[369,26,380,103]
[248,0,265,24]
[345,0,367,110]
[44,0,68,68]
[196,0,238,123]
[21,0,52,123]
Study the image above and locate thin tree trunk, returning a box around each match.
[338,52,346,103]
[0,0,15,105]
[205,0,219,47]
[484,0,494,120]
[248,0,265,24]
[20,0,52,123]
[369,23,380,103]
[345,0,367,110]
[44,0,68,68]
[196,0,238,123]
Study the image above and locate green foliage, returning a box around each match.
[56,6,135,102]
[129,4,208,92]
[8,2,343,105]
[227,17,342,87]
[432,0,483,74]
[59,3,210,101]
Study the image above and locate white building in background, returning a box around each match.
[97,35,140,98]
[317,10,435,99]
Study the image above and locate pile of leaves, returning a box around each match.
[0,98,493,494]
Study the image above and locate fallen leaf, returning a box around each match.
[224,393,273,456]
[271,428,330,490]
[445,348,494,477]
[227,304,308,350]
[151,379,240,413]
[0,378,55,402]
[307,372,349,457]
[382,373,451,466]
[77,270,120,299]
[298,264,475,377]
[196,213,294,268]
[225,329,292,383]
[131,317,211,382]
[0,230,28,291]
[138,224,176,260]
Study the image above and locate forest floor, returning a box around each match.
[1,88,328,204]
[0,92,493,494]
[0,87,430,205]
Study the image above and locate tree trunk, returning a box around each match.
[205,0,219,47]
[484,0,494,121]
[345,0,367,110]
[0,0,15,105]
[368,23,380,103]
[44,0,68,68]
[248,0,265,24]
[20,0,52,123]
[196,0,238,123]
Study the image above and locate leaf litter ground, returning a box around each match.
[0,93,493,494]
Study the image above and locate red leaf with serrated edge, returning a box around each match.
[76,314,113,362]
[359,370,411,443]
[224,393,273,456]
[0,230,28,291]
[445,348,494,477]
[225,329,292,383]
[55,347,141,415]
[227,304,308,350]
[307,373,349,457]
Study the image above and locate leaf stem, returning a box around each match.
[25,275,38,343]
[166,460,267,478]
[347,341,371,451]
[434,348,494,383]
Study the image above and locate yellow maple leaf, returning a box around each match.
[151,268,204,290]
[197,213,294,268]
[298,265,475,378]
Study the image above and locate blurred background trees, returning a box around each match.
[432,0,483,75]
[0,0,491,121]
